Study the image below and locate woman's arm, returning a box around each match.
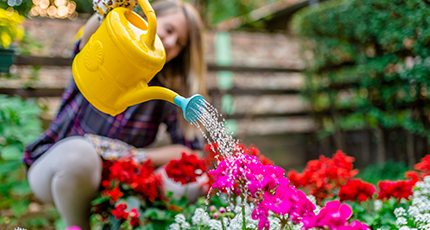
[145,144,202,167]
[79,14,100,50]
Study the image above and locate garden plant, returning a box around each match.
[0,95,65,229]
[292,0,430,161]
[0,8,25,49]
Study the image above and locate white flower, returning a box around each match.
[191,208,210,226]
[396,217,408,227]
[399,227,411,230]
[181,222,191,229]
[175,214,186,224]
[395,207,407,217]
[374,200,383,212]
[207,219,222,230]
[409,206,420,218]
[14,228,27,230]
[169,223,180,230]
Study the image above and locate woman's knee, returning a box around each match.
[57,136,102,177]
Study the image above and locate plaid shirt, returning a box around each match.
[23,40,202,167]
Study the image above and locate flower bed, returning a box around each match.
[90,143,430,230]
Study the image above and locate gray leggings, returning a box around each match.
[27,136,207,230]
[27,136,102,230]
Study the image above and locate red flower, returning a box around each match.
[111,204,140,227]
[405,155,430,184]
[287,150,359,204]
[129,160,163,201]
[109,156,138,184]
[339,179,375,203]
[377,180,413,202]
[111,203,129,220]
[128,208,140,227]
[130,173,162,201]
[165,152,207,185]
[102,186,124,202]
[405,171,420,185]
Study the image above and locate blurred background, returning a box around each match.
[1,0,429,228]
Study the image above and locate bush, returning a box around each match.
[292,0,430,144]
[0,95,44,227]
[357,160,410,185]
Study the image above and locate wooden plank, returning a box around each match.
[15,55,72,66]
[0,88,64,98]
[223,111,311,119]
[208,65,302,72]
[208,88,299,95]
[14,55,303,72]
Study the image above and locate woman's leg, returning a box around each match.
[27,136,102,230]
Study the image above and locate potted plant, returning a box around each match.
[0,8,25,74]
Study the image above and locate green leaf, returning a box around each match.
[110,214,122,230]
[54,218,66,230]
[126,196,142,211]
[1,145,22,160]
[10,199,30,217]
[380,211,396,225]
[0,160,22,176]
[91,195,110,206]
[165,190,174,197]
[142,208,168,220]
[22,216,50,228]
[11,180,32,196]
[361,213,375,226]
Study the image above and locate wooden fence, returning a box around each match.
[1,54,423,169]
[0,54,318,169]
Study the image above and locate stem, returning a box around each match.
[183,185,189,198]
[221,217,227,230]
[242,204,246,230]
[280,216,292,230]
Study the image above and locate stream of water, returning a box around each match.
[190,99,238,158]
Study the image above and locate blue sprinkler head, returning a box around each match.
[173,94,206,123]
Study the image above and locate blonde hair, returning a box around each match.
[144,0,207,140]
[150,0,207,98]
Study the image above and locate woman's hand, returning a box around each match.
[79,14,101,50]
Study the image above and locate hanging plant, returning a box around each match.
[0,8,25,73]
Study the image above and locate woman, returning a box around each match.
[23,1,207,229]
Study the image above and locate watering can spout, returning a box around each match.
[118,85,206,123]
[173,94,206,123]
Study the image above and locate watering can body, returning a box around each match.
[72,0,207,123]
[72,6,173,116]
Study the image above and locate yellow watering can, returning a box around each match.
[72,0,205,123]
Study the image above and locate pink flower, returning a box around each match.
[260,165,290,190]
[348,220,371,230]
[209,154,262,193]
[66,227,81,230]
[208,159,236,191]
[252,184,315,229]
[302,200,353,230]
[251,204,270,230]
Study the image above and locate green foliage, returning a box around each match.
[0,95,43,227]
[196,0,278,26]
[357,160,410,185]
[71,0,94,14]
[292,0,430,142]
[347,198,409,229]
[90,190,227,230]
[0,0,33,16]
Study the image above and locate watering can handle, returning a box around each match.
[138,0,157,49]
